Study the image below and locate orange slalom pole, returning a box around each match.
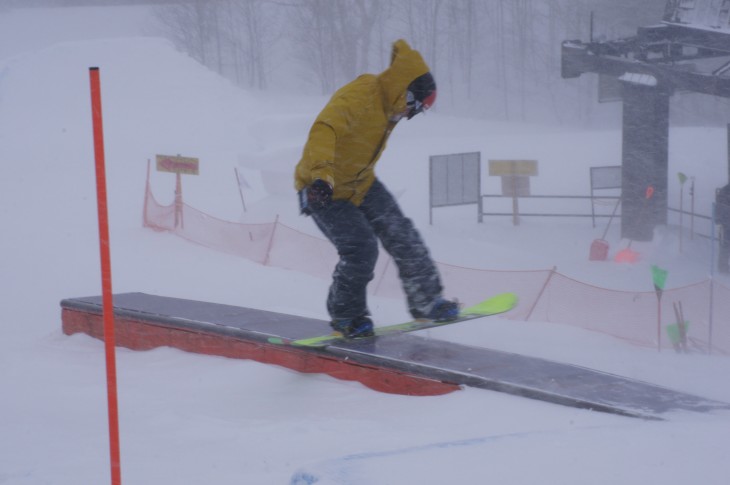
[89,67,122,485]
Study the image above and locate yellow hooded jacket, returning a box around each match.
[295,39,431,206]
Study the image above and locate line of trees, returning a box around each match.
[152,0,726,126]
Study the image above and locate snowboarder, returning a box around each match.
[717,183,730,273]
[294,39,458,338]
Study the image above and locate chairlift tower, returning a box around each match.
[562,0,730,240]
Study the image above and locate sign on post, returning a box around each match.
[155,154,199,228]
[489,160,538,225]
[156,154,199,175]
[488,160,538,177]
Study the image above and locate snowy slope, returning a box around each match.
[1,6,729,485]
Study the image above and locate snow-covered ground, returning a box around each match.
[1,5,729,484]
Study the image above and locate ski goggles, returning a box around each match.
[406,88,437,120]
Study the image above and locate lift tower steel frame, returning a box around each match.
[562,1,730,240]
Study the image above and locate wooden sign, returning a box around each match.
[501,175,531,197]
[156,154,199,175]
[489,160,538,226]
[489,160,538,177]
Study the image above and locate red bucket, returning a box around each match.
[589,239,609,261]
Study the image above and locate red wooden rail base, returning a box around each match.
[62,309,460,397]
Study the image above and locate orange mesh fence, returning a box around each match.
[433,265,552,321]
[144,183,730,354]
[530,272,664,347]
[144,184,275,263]
[143,186,176,231]
[263,221,337,274]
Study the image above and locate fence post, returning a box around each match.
[525,266,557,321]
[234,167,247,213]
[143,159,151,228]
[263,214,279,266]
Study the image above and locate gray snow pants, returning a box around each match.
[310,179,443,321]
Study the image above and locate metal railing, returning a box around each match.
[480,194,621,227]
[479,194,719,242]
[667,207,714,240]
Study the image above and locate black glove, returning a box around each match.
[308,179,333,209]
[300,179,333,215]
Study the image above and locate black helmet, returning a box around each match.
[406,72,437,119]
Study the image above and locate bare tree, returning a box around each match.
[218,0,273,89]
[152,0,724,126]
[392,0,443,72]
[287,0,338,93]
[155,0,275,89]
[154,0,218,68]
[287,0,385,93]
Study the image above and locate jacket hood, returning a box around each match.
[377,39,431,115]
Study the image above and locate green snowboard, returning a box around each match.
[267,292,517,348]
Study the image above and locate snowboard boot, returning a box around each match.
[330,316,375,339]
[414,297,460,322]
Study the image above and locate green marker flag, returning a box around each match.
[651,265,668,298]
[678,172,688,185]
[651,265,668,351]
